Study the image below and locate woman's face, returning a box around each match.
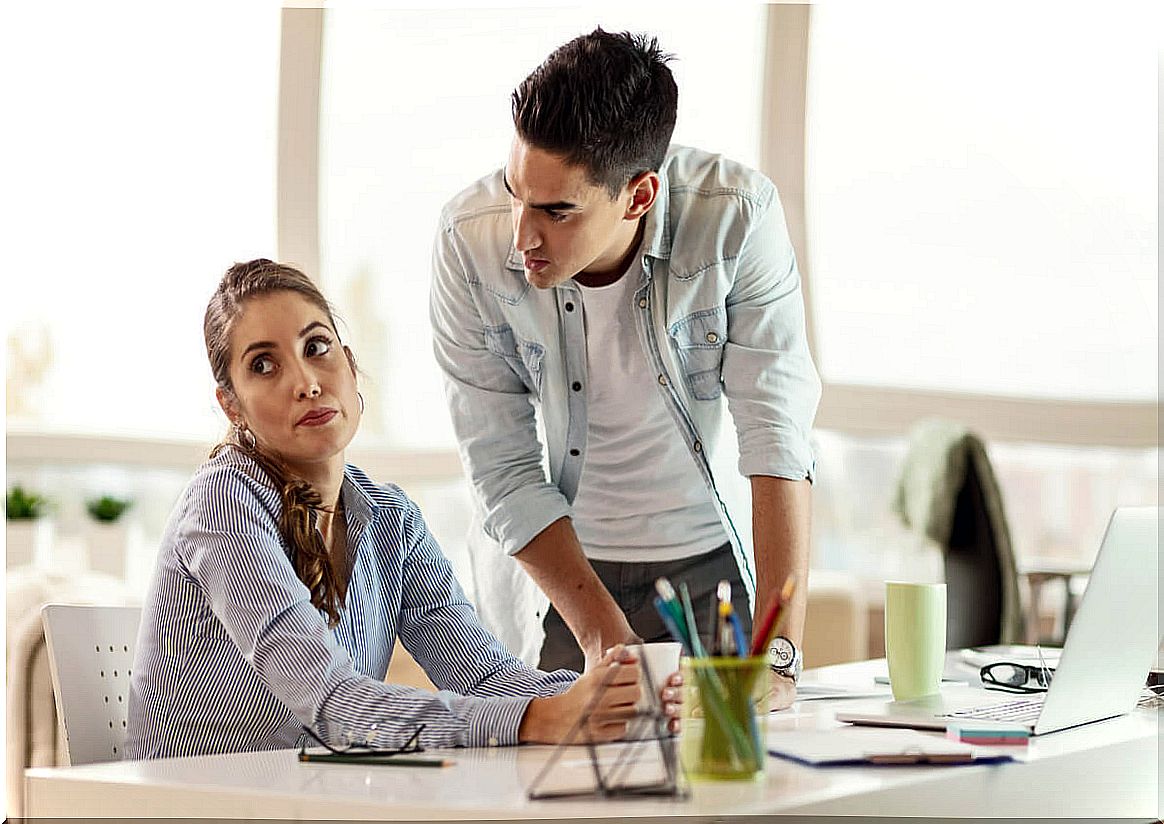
[217,290,360,476]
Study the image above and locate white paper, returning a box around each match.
[767,728,973,764]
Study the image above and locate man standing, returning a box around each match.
[430,29,820,707]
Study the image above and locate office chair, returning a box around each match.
[893,420,1024,649]
[41,604,142,765]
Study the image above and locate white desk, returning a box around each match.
[26,659,1160,821]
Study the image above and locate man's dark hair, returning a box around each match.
[512,28,678,198]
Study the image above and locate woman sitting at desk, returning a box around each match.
[126,259,680,759]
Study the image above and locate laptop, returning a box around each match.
[836,506,1160,736]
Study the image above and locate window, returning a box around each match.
[804,5,1157,402]
[790,6,1160,580]
[317,5,766,449]
[6,5,280,441]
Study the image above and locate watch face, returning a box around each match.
[769,637,794,667]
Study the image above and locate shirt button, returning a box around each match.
[565,301,575,312]
[569,448,580,457]
[638,298,647,308]
[657,374,668,386]
[488,736,499,747]
[706,332,719,344]
[693,440,703,453]
[571,381,582,391]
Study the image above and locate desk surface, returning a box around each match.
[26,658,1160,821]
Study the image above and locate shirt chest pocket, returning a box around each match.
[668,307,727,401]
[484,324,545,397]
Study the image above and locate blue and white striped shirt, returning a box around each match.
[125,447,575,759]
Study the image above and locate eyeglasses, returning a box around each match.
[298,723,425,757]
[980,662,1055,693]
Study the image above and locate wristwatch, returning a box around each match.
[767,636,803,684]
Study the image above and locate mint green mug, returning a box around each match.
[884,582,946,701]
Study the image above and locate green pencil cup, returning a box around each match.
[680,656,769,781]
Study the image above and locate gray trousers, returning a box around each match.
[538,542,753,672]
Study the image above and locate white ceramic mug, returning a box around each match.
[620,642,682,740]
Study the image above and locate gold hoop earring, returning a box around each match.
[237,425,257,451]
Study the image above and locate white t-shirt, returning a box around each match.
[570,268,728,562]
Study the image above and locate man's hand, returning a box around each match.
[583,632,645,674]
[766,671,797,711]
[516,518,636,664]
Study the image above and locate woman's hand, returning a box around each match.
[519,646,642,744]
[657,669,684,734]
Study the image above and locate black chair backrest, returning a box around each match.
[942,460,1003,649]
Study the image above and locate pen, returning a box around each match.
[866,752,973,765]
[653,595,693,655]
[678,582,707,658]
[298,752,454,768]
[654,577,689,640]
[709,591,723,656]
[727,609,747,659]
[715,580,733,657]
[718,601,733,656]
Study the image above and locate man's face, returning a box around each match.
[504,137,638,289]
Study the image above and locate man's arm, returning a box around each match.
[752,475,811,710]
[514,517,636,668]
[751,475,811,645]
[717,184,820,707]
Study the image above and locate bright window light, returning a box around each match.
[6,5,280,440]
[805,5,1158,402]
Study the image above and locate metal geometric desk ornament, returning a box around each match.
[525,652,688,801]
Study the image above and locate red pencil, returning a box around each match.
[750,574,797,657]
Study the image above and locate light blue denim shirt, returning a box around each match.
[430,145,821,660]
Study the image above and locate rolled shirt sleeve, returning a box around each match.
[430,215,572,555]
[720,186,821,482]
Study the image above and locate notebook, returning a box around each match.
[836,506,1160,736]
[767,728,1014,766]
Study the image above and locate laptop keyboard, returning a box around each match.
[945,696,1046,724]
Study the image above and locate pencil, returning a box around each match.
[298,752,454,767]
[750,574,797,657]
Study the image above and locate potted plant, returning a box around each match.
[84,495,134,578]
[5,485,52,568]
